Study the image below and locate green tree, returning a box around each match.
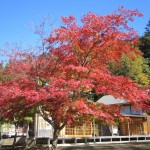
[108,53,150,87]
[139,19,150,59]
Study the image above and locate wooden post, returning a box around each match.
[83,124,85,137]
[93,121,95,143]
[128,121,130,136]
[147,116,149,135]
[74,126,76,138]
[127,121,130,142]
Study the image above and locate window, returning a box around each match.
[120,105,131,114]
[65,125,75,135]
[131,106,143,115]
[65,123,94,137]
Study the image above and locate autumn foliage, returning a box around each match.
[0,7,149,149]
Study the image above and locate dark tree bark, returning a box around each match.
[39,106,66,150]
[51,127,60,150]
[13,123,18,148]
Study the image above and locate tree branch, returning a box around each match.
[38,105,54,127]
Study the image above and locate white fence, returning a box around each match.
[35,135,150,145]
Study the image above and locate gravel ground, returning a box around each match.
[1,142,150,150]
[57,142,150,150]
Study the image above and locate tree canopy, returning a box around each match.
[139,19,150,59]
[0,7,149,150]
[108,53,150,87]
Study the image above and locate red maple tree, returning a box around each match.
[0,7,148,150]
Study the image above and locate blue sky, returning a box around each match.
[0,0,149,51]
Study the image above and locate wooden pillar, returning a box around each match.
[93,121,95,143]
[83,124,85,137]
[74,126,76,138]
[127,121,130,136]
[147,116,150,135]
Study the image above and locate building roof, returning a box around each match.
[97,95,126,105]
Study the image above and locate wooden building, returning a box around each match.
[97,95,150,136]
[32,95,150,138]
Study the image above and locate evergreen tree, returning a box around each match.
[108,53,150,87]
[139,19,150,59]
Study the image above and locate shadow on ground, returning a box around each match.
[58,143,150,150]
[58,146,114,150]
[1,142,150,150]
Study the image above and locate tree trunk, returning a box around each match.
[13,124,18,148]
[51,127,60,150]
